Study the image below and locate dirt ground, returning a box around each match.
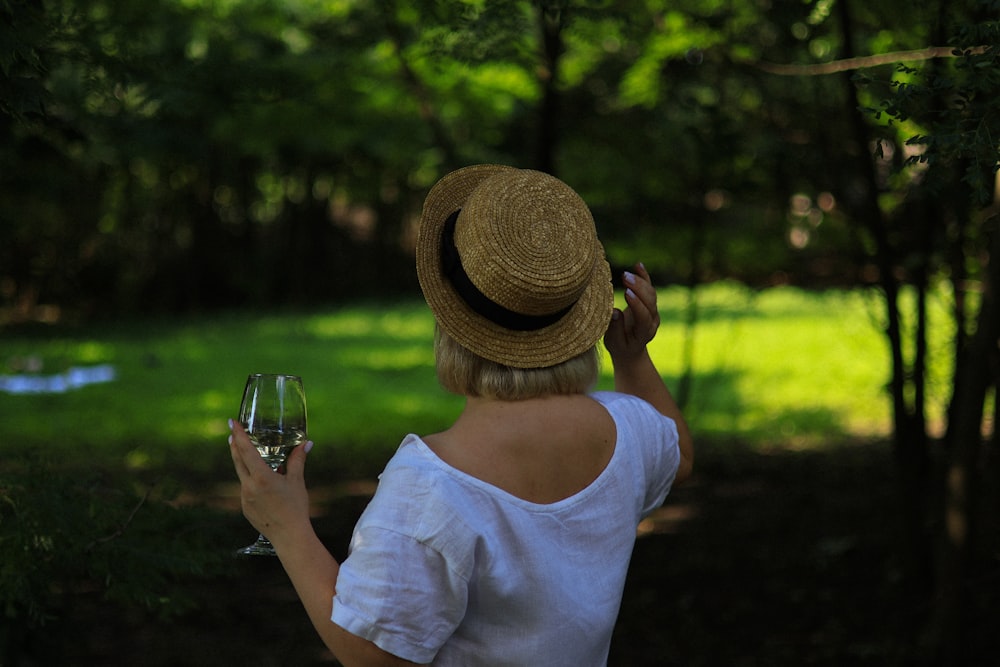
[18,440,999,666]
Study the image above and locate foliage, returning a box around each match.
[0,454,231,659]
[864,7,1000,208]
[1,0,946,323]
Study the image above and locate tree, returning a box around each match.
[2,0,872,320]
[856,2,999,662]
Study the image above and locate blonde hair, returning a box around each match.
[434,326,600,400]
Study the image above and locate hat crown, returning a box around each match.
[455,171,598,317]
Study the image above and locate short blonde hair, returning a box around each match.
[434,326,600,400]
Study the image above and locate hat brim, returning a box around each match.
[416,165,614,369]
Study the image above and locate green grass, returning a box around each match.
[0,283,953,477]
[644,284,894,444]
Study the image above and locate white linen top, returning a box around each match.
[331,391,681,665]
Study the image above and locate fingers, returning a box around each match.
[633,261,651,282]
[229,418,313,482]
[229,419,250,480]
[605,261,660,361]
[620,285,635,323]
[624,264,657,309]
[622,288,647,340]
[623,280,653,327]
[228,419,270,480]
[284,439,313,482]
[621,263,659,341]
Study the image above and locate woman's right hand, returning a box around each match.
[229,419,313,549]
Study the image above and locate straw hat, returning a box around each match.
[416,164,614,369]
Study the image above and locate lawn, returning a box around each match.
[2,282,938,468]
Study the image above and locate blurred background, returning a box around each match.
[1,1,998,665]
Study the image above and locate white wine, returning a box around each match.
[236,373,307,556]
[248,428,307,469]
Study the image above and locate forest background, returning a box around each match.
[1,0,999,665]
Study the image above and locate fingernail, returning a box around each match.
[639,262,646,271]
[228,418,234,430]
[228,434,233,445]
[304,441,314,454]
[626,288,636,300]
[624,271,636,285]
[611,310,621,321]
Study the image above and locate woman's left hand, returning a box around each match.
[604,262,660,362]
[229,420,314,549]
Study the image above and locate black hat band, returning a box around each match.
[440,210,574,332]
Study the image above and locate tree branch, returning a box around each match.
[743,46,987,76]
[85,485,152,551]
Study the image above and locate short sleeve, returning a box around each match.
[592,391,681,518]
[640,412,680,516]
[332,525,469,664]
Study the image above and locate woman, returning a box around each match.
[229,165,694,666]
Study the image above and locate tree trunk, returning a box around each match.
[535,1,564,174]
[926,218,999,665]
[836,0,932,586]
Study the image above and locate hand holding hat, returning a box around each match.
[604,263,660,363]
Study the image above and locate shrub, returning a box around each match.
[0,455,230,662]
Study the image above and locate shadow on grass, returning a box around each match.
[15,437,996,666]
[611,442,910,666]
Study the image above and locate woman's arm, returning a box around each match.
[603,263,694,484]
[229,421,421,666]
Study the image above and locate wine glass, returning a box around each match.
[236,373,307,557]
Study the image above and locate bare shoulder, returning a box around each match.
[424,395,616,504]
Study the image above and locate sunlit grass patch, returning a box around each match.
[1,284,944,479]
[602,283,896,444]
